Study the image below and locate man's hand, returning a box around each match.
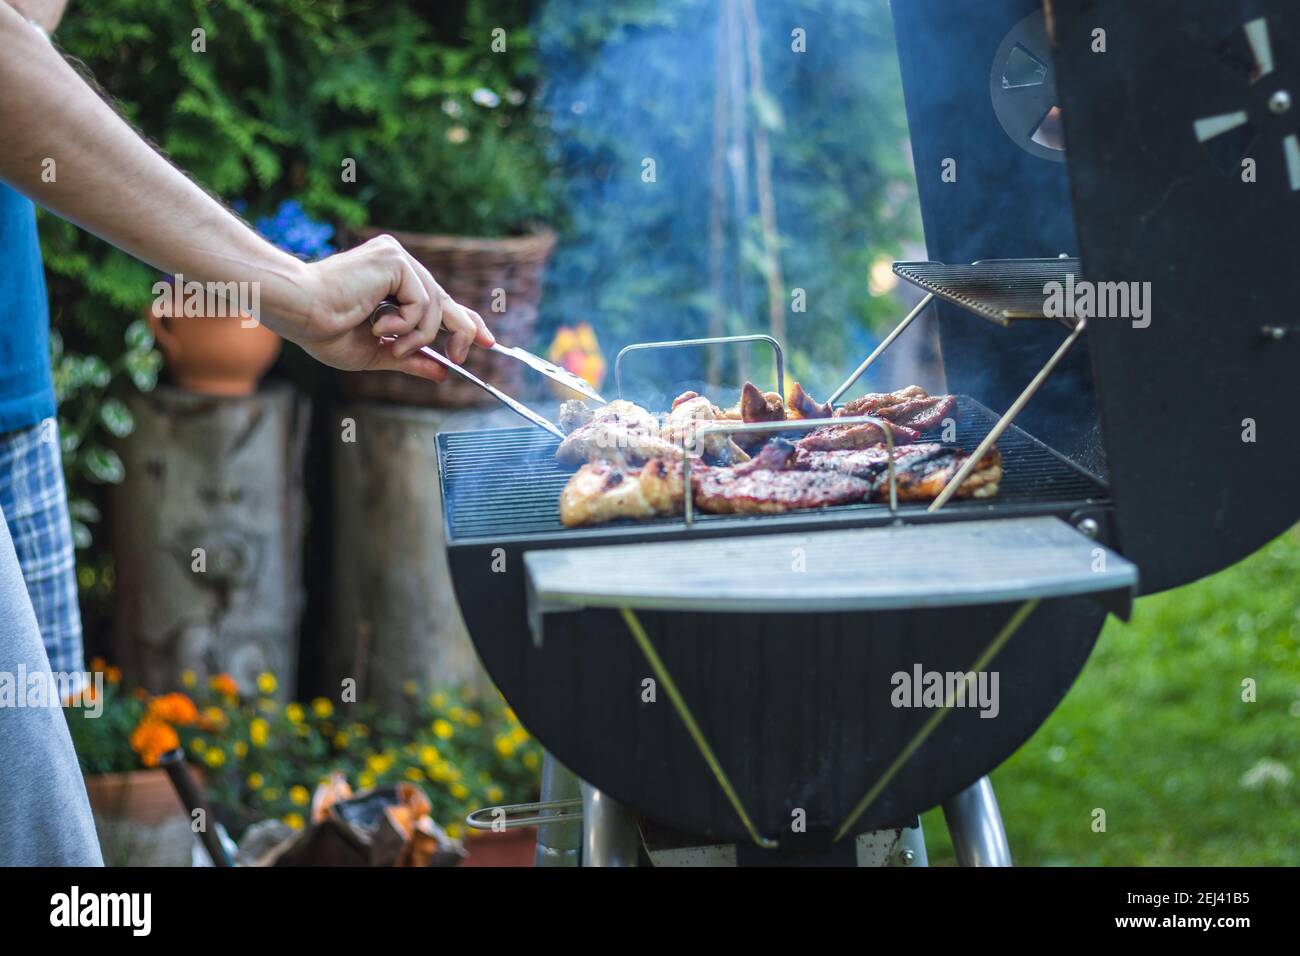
[7,0,68,33]
[295,235,495,383]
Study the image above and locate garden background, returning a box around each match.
[40,0,1299,864]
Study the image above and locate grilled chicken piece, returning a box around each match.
[692,439,873,514]
[792,442,1002,501]
[722,381,787,451]
[796,419,922,451]
[787,382,833,420]
[560,458,685,526]
[556,400,682,467]
[662,394,750,464]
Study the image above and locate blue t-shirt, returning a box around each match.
[0,183,56,432]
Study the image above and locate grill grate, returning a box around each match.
[438,397,1107,543]
[893,258,1082,326]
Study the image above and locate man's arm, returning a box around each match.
[0,4,491,378]
[6,0,67,33]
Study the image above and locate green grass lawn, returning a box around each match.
[921,526,1300,866]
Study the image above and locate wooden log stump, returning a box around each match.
[110,383,309,694]
[328,402,514,708]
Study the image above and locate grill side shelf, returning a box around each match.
[523,516,1137,644]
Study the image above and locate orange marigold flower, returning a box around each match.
[104,666,122,685]
[130,720,179,768]
[147,692,199,726]
[209,673,239,697]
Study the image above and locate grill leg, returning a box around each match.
[893,821,929,867]
[534,751,582,867]
[580,782,640,867]
[941,776,1012,867]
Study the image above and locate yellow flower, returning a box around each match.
[289,785,310,806]
[333,732,350,749]
[311,697,333,719]
[258,698,277,714]
[430,692,448,710]
[445,823,463,840]
[285,703,305,724]
[450,783,469,800]
[405,768,423,782]
[181,669,197,689]
[256,672,277,695]
[358,771,376,789]
[203,748,226,768]
[250,718,269,747]
[464,710,482,728]
[366,753,393,775]
[419,745,440,766]
[433,719,454,740]
[201,706,227,731]
[190,737,207,754]
[510,726,529,746]
[522,751,540,770]
[105,666,122,685]
[430,761,454,783]
[233,741,248,759]
[448,705,465,722]
[494,735,516,759]
[350,723,370,738]
[486,785,504,803]
[282,813,305,830]
[247,772,264,790]
[504,707,519,725]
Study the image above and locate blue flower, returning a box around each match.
[252,199,336,261]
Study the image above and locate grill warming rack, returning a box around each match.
[826,257,1090,509]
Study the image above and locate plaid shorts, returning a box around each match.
[0,418,84,676]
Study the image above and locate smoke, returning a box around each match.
[532,0,922,407]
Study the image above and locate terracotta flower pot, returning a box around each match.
[147,299,281,397]
[84,768,188,826]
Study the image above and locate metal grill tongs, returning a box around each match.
[368,297,604,439]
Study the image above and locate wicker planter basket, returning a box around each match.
[345,226,556,408]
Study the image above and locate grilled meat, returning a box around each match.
[870,394,957,433]
[792,442,1002,501]
[797,419,923,451]
[787,382,833,420]
[836,386,928,417]
[662,394,750,464]
[692,439,874,514]
[721,381,788,451]
[559,458,685,526]
[556,400,683,467]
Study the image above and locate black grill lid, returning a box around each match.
[1052,0,1300,592]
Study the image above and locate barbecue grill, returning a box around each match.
[439,0,1300,864]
